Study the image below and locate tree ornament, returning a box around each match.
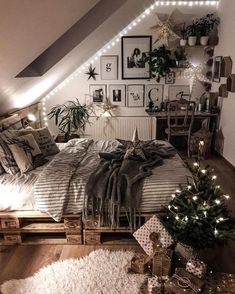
[85,65,99,80]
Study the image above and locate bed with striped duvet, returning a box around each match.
[34,138,190,221]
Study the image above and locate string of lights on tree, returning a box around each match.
[164,161,234,250]
[41,0,219,126]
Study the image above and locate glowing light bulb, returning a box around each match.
[201,169,206,174]
[175,215,179,220]
[214,229,218,235]
[224,195,230,200]
[193,162,199,167]
[188,185,192,190]
[176,189,181,193]
[215,199,221,205]
[172,194,176,199]
[168,205,171,209]
[212,175,217,180]
[193,196,198,201]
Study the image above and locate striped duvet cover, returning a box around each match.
[34,138,190,221]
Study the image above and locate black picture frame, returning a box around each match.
[121,36,152,80]
[213,56,222,83]
[165,72,176,84]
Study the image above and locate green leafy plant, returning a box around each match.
[48,98,90,141]
[143,45,172,82]
[197,13,220,36]
[186,20,201,37]
[164,162,235,250]
[174,48,187,62]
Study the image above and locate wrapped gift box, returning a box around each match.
[186,259,207,279]
[175,242,197,265]
[133,215,173,255]
[148,275,170,294]
[165,268,205,294]
[131,253,149,274]
[152,248,173,277]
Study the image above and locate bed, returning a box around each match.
[0,136,189,245]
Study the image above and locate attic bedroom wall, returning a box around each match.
[45,5,215,136]
[212,0,235,167]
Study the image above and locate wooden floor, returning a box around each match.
[0,156,235,286]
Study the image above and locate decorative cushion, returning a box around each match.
[0,129,20,174]
[19,127,59,156]
[0,114,23,131]
[8,134,48,173]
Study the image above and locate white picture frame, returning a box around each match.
[145,84,164,108]
[109,84,126,106]
[100,55,118,80]
[127,84,145,108]
[168,85,190,101]
[89,84,107,103]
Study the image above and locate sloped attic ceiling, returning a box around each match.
[0,0,153,116]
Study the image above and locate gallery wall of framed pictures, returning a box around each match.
[87,34,194,110]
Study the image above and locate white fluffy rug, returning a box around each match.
[1,249,145,294]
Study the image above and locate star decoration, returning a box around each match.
[184,64,211,93]
[151,12,180,46]
[117,128,147,160]
[85,65,99,80]
[96,98,118,116]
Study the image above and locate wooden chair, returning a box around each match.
[165,99,196,157]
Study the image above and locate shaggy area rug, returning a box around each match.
[0,249,145,294]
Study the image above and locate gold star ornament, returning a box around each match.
[117,128,147,160]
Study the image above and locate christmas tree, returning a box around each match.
[164,162,235,250]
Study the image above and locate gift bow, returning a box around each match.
[173,274,202,293]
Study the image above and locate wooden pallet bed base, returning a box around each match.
[0,211,83,245]
[83,212,163,245]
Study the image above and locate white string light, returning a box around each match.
[40,0,219,125]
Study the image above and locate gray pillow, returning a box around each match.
[8,134,48,173]
[0,114,23,131]
[19,127,59,156]
[0,129,20,174]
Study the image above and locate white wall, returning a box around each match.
[212,0,235,167]
[45,5,217,136]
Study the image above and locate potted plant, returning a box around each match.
[186,20,200,46]
[174,48,188,68]
[179,23,187,47]
[48,98,91,142]
[143,45,172,82]
[198,14,220,46]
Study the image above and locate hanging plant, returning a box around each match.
[143,45,172,82]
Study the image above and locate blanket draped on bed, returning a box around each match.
[85,142,176,230]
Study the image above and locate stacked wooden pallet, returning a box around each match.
[0,211,82,245]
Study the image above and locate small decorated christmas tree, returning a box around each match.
[164,162,235,250]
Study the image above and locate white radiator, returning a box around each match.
[85,116,156,140]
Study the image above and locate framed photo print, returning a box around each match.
[89,84,106,103]
[127,84,144,107]
[213,56,222,83]
[168,85,190,101]
[165,72,176,84]
[121,36,152,79]
[145,84,164,108]
[109,84,126,106]
[100,55,118,80]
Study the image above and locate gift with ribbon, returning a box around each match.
[131,253,150,274]
[186,259,207,279]
[165,268,205,294]
[133,215,174,256]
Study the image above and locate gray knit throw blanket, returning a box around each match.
[85,142,176,231]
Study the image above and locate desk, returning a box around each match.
[147,111,218,142]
